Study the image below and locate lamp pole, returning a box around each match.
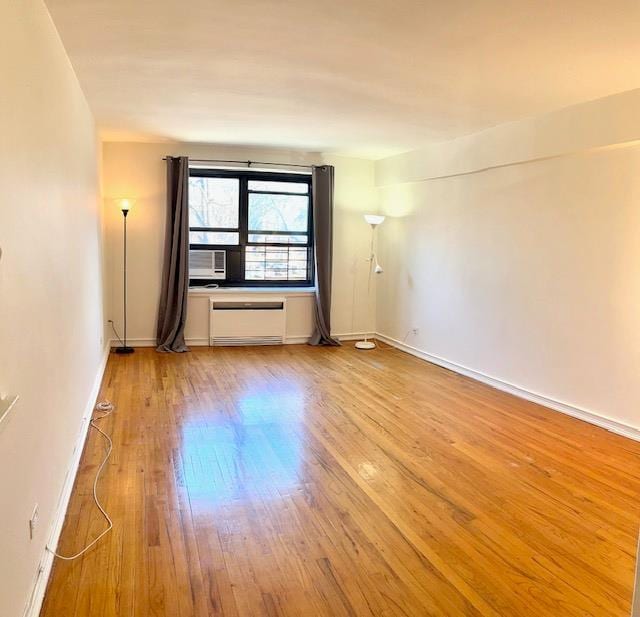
[116,201,134,354]
[355,214,385,350]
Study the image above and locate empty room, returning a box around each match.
[2,1,640,615]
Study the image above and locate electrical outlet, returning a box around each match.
[411,327,420,335]
[29,504,39,540]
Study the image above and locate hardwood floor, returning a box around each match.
[41,343,640,616]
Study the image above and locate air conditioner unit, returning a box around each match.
[189,249,226,279]
[209,297,286,346]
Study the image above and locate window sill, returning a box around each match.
[188,286,316,298]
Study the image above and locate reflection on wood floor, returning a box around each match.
[41,343,640,616]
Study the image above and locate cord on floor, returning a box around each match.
[46,401,115,560]
[108,320,124,347]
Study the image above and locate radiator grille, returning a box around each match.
[211,336,283,346]
[209,296,286,347]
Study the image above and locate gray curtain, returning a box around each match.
[156,156,190,352]
[309,165,340,346]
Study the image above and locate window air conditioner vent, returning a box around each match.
[189,249,226,279]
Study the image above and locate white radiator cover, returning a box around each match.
[209,296,287,346]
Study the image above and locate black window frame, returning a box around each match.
[188,168,314,288]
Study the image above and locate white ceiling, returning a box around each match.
[46,0,640,159]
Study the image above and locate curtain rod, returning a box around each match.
[162,157,314,169]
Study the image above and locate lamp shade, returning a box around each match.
[118,198,134,212]
[364,214,385,226]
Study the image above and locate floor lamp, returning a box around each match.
[355,214,385,350]
[115,199,134,355]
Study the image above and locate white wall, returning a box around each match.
[0,2,104,616]
[375,90,640,432]
[101,142,377,344]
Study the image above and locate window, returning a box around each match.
[188,169,313,287]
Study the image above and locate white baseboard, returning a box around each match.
[375,332,640,442]
[110,337,155,347]
[113,337,313,347]
[109,333,374,348]
[285,335,311,345]
[335,331,375,342]
[285,332,375,344]
[185,338,210,347]
[23,344,111,617]
[109,338,210,348]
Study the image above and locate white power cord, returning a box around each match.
[47,401,115,560]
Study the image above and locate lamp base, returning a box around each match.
[114,346,135,355]
[355,340,376,350]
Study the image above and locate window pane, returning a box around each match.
[189,176,239,229]
[190,231,239,245]
[248,194,309,232]
[289,247,307,258]
[248,180,308,194]
[245,246,308,281]
[248,233,307,244]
